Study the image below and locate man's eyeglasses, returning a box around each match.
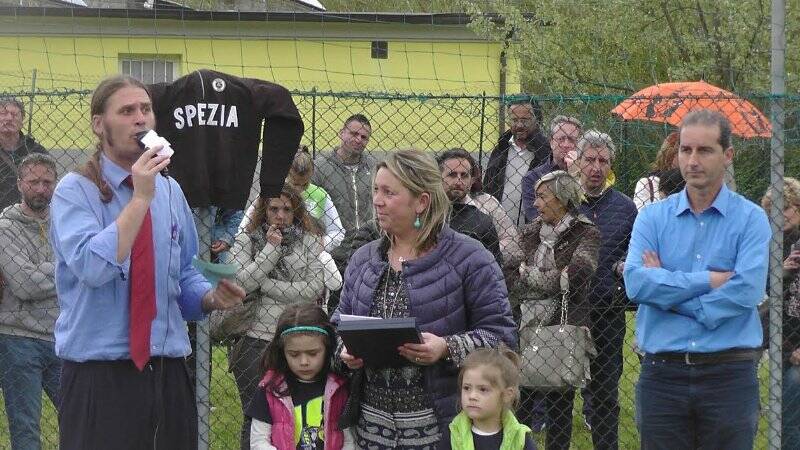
[552,135,577,144]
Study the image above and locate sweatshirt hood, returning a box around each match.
[0,203,47,226]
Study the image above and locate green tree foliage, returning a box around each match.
[461,0,799,95]
[320,0,456,12]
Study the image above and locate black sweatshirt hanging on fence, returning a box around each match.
[149,70,304,209]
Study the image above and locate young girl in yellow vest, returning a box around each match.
[247,303,355,450]
[438,347,536,450]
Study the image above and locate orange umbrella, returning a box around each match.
[611,81,771,138]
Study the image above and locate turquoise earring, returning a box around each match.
[413,215,422,229]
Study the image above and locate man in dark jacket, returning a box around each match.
[438,150,503,265]
[575,130,637,450]
[522,115,583,221]
[0,98,48,211]
[482,101,550,227]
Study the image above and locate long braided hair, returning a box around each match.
[76,75,151,203]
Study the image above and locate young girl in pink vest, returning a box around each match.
[246,303,355,450]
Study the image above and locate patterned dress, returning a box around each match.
[356,266,440,449]
[355,261,502,449]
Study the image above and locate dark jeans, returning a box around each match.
[635,356,760,450]
[228,336,269,450]
[0,334,61,450]
[784,365,800,450]
[544,307,625,450]
[518,388,545,428]
[58,357,197,450]
[585,308,625,449]
[519,387,592,431]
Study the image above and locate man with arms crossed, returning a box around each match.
[50,75,245,450]
[623,110,769,450]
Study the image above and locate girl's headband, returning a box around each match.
[280,326,329,338]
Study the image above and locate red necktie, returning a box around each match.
[125,176,157,371]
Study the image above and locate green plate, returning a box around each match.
[192,256,237,287]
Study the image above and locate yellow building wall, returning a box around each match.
[0,32,520,154]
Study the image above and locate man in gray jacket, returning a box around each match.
[0,153,60,450]
[311,114,376,233]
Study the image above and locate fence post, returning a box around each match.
[478,92,486,167]
[311,87,317,158]
[768,0,786,448]
[27,69,36,135]
[195,210,214,450]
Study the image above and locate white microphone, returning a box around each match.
[135,130,173,177]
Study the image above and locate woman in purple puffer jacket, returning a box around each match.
[332,149,517,450]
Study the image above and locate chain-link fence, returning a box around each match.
[0,88,798,449]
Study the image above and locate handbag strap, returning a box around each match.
[533,289,569,333]
[559,288,569,327]
[558,269,569,327]
[534,272,570,333]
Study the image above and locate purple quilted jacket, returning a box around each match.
[332,226,518,427]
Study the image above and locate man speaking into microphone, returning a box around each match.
[49,75,246,450]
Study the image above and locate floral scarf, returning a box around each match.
[525,212,575,297]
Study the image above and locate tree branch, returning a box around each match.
[660,0,691,62]
[744,0,767,66]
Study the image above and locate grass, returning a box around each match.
[0,314,779,449]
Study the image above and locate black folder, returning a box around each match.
[337,317,423,368]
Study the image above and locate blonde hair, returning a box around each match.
[374,149,450,253]
[761,177,800,211]
[458,346,522,410]
[290,146,314,178]
[535,170,585,212]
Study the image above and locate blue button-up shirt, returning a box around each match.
[623,185,770,353]
[50,155,212,362]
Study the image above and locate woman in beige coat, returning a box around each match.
[228,184,325,450]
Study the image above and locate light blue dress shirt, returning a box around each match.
[623,184,770,354]
[50,154,212,362]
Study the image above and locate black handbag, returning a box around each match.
[337,367,364,429]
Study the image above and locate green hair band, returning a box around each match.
[280,326,329,338]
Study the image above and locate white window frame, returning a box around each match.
[119,55,180,84]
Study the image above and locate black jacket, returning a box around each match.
[450,203,502,265]
[330,219,381,274]
[482,129,550,202]
[150,70,304,209]
[0,133,48,210]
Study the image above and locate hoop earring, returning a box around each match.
[413,215,422,229]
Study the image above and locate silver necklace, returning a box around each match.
[382,267,402,319]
